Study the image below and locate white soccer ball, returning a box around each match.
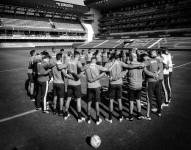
[90,135,101,149]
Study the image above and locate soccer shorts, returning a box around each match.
[67,85,81,98]
[28,73,35,83]
[53,83,65,98]
[87,87,101,102]
[109,84,122,99]
[128,88,142,101]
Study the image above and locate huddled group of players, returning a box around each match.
[27,47,173,125]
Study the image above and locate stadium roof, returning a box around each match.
[55,0,85,6]
[0,0,88,14]
[85,0,149,10]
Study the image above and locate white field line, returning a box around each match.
[0,67,25,73]
[148,38,163,48]
[93,40,109,48]
[0,109,38,123]
[0,61,191,123]
[174,61,191,69]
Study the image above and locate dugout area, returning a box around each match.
[0,49,191,150]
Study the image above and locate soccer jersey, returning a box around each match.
[86,53,93,62]
[85,63,106,88]
[105,60,124,85]
[52,62,65,84]
[67,60,82,86]
[80,54,86,64]
[96,52,102,62]
[102,52,108,63]
[156,56,164,80]
[145,58,162,82]
[127,66,143,90]
[37,62,50,82]
[168,54,173,72]
[162,54,170,75]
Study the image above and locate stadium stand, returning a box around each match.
[98,0,191,35]
[0,0,89,48]
[79,0,191,50]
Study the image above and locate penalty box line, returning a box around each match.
[0,61,191,124]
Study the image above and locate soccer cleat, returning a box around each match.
[87,118,91,124]
[96,118,102,125]
[43,110,49,114]
[162,103,169,107]
[52,109,57,115]
[36,107,41,110]
[58,110,63,116]
[137,114,144,120]
[78,117,85,123]
[157,113,162,117]
[105,118,112,124]
[64,113,70,120]
[151,108,158,113]
[143,116,152,121]
[31,98,35,102]
[119,116,124,122]
[129,116,134,121]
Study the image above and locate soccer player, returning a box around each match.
[63,51,85,123]
[127,53,145,121]
[27,49,36,101]
[102,49,108,66]
[80,50,86,66]
[86,49,93,64]
[144,50,163,119]
[85,57,108,125]
[104,53,144,123]
[36,54,52,113]
[161,48,172,105]
[96,50,102,66]
[51,47,57,62]
[52,53,73,115]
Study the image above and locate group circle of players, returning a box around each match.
[27,47,173,125]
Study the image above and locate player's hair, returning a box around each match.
[56,53,62,61]
[41,51,49,57]
[109,53,116,61]
[60,48,64,52]
[74,50,80,57]
[91,56,97,61]
[30,50,36,56]
[42,54,50,60]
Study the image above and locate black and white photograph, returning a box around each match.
[0,0,191,149]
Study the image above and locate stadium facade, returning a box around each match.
[0,0,89,49]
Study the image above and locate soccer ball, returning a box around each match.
[90,135,101,149]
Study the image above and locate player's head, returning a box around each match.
[109,54,115,61]
[56,53,62,61]
[30,50,36,56]
[91,57,97,64]
[41,51,50,58]
[52,47,55,53]
[161,47,168,54]
[74,50,80,59]
[129,52,137,61]
[42,54,50,63]
[150,50,157,58]
[132,48,138,54]
[140,53,149,62]
[60,48,64,53]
